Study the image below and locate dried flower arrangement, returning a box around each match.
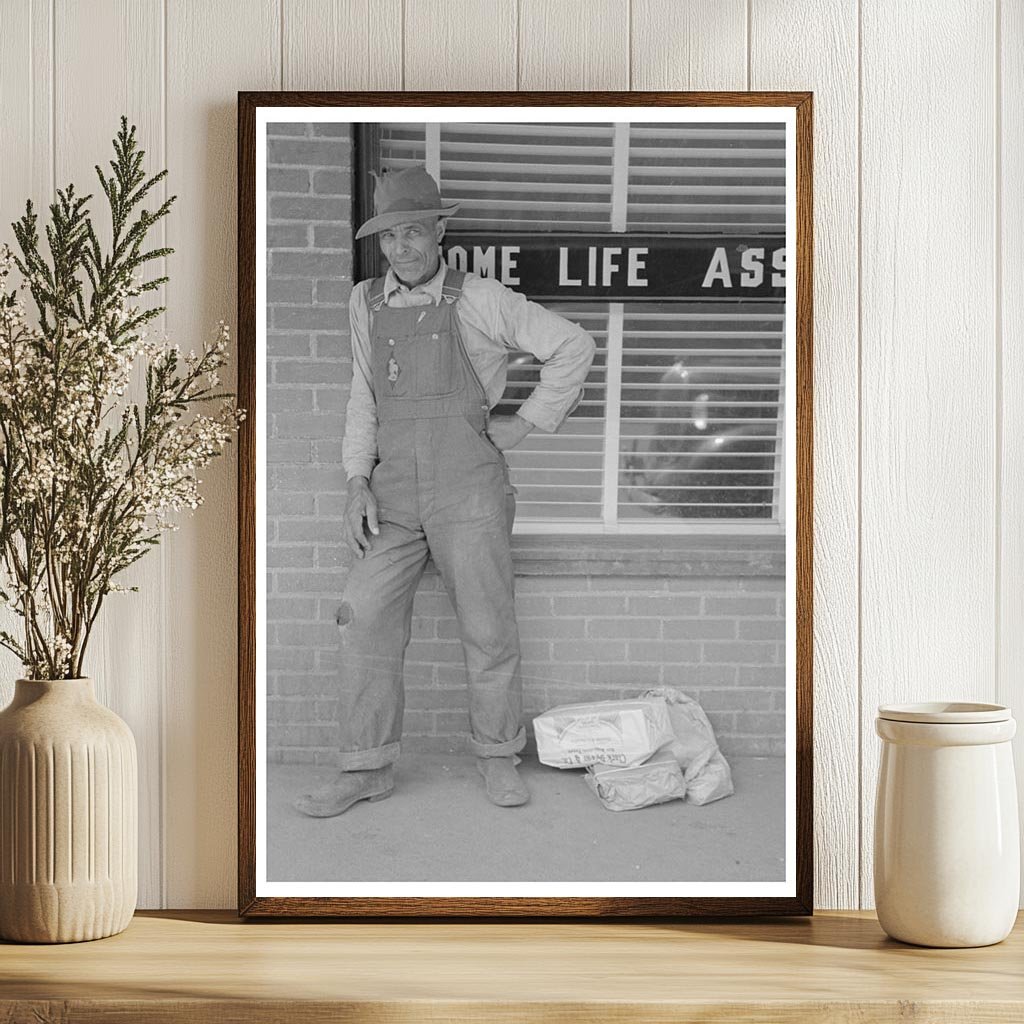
[0,118,244,679]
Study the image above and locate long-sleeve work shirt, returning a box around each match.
[342,263,597,481]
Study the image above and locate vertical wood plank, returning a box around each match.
[164,0,279,909]
[283,0,402,90]
[518,0,629,90]
[750,0,860,911]
[0,1,53,699]
[631,0,746,90]
[404,0,516,89]
[860,0,997,908]
[0,0,30,705]
[52,0,165,909]
[999,0,1024,906]
[0,0,52,230]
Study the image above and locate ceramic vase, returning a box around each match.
[0,677,137,943]
[874,702,1019,948]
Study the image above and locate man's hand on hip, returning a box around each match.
[342,476,379,558]
[486,413,533,452]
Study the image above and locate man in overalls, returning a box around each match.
[295,165,595,818]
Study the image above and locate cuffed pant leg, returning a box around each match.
[427,496,523,755]
[469,726,527,758]
[335,519,429,769]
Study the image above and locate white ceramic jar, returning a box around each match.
[874,702,1019,947]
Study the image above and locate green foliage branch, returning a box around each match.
[0,117,244,679]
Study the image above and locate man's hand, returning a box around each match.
[342,476,379,558]
[486,413,533,452]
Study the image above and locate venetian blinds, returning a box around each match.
[378,122,616,230]
[374,121,787,531]
[626,124,787,232]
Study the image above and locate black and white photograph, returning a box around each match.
[241,96,811,914]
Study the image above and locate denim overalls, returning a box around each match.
[334,269,526,770]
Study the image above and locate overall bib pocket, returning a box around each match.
[388,330,459,399]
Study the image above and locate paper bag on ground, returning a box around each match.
[641,687,735,805]
[533,698,674,769]
[585,751,687,811]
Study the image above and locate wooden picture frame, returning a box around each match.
[238,91,813,917]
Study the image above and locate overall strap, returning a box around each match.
[440,268,466,304]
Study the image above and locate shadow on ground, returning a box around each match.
[267,755,785,884]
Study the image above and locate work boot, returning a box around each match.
[293,766,394,818]
[476,756,529,807]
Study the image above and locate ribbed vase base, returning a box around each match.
[0,880,135,943]
[0,679,138,945]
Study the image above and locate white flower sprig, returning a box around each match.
[0,118,244,680]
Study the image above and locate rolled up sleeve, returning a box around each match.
[493,287,596,433]
[341,280,379,481]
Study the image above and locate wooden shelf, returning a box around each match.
[2,910,1023,1022]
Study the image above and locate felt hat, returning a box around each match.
[355,165,460,239]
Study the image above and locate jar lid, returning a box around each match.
[877,701,1011,724]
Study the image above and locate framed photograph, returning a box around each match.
[237,91,813,916]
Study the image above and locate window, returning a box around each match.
[358,121,787,533]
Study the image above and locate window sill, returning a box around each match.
[509,533,785,577]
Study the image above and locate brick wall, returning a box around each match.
[266,121,353,759]
[265,122,787,765]
[391,572,784,759]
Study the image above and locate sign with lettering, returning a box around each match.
[442,234,786,301]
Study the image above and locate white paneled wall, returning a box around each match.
[1004,0,1024,920]
[0,0,1018,910]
